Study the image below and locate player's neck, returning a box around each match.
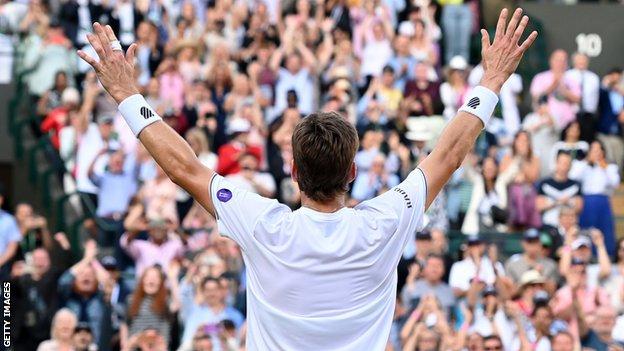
[301,194,346,213]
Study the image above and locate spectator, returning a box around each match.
[551,121,589,168]
[387,34,418,91]
[505,229,558,293]
[58,240,109,347]
[565,52,600,142]
[410,19,438,67]
[440,55,470,120]
[536,152,583,228]
[37,71,69,119]
[73,322,98,351]
[216,118,263,176]
[225,152,276,197]
[40,87,81,150]
[0,183,21,280]
[462,156,518,235]
[401,254,455,314]
[439,0,472,63]
[523,95,558,176]
[88,149,139,248]
[570,140,620,257]
[351,153,400,201]
[580,306,622,350]
[590,238,624,314]
[123,328,167,351]
[551,331,576,351]
[552,257,610,340]
[23,19,75,98]
[270,37,316,117]
[179,277,244,346]
[120,214,185,277]
[12,244,71,350]
[449,235,504,298]
[37,308,78,351]
[500,131,541,230]
[122,265,177,347]
[596,67,624,172]
[403,63,442,117]
[530,50,581,129]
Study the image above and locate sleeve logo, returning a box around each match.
[140,106,154,119]
[216,188,233,202]
[467,97,480,109]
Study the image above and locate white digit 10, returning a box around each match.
[575,33,602,57]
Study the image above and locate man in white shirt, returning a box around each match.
[565,52,600,141]
[78,9,536,350]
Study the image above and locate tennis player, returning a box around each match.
[78,8,536,350]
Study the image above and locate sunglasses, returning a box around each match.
[484,346,503,351]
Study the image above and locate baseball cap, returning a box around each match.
[466,235,482,246]
[75,322,92,333]
[398,21,415,37]
[572,236,592,250]
[226,118,251,135]
[520,270,545,287]
[448,56,468,71]
[415,231,432,241]
[523,228,541,241]
[100,255,118,270]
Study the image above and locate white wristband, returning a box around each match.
[117,94,162,137]
[458,86,499,129]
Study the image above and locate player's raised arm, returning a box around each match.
[418,8,537,209]
[77,23,217,217]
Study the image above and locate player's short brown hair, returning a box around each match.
[292,112,359,202]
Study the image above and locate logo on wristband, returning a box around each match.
[467,97,480,109]
[140,106,154,119]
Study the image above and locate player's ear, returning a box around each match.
[291,160,298,183]
[348,162,357,184]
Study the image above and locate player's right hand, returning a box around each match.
[479,8,538,94]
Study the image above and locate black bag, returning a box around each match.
[491,206,509,224]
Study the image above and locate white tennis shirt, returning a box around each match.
[209,168,427,350]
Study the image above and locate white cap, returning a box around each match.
[572,236,592,250]
[226,118,251,135]
[448,55,469,71]
[398,21,415,37]
[61,87,80,105]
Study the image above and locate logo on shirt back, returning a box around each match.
[140,106,154,119]
[216,188,233,202]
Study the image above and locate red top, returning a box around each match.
[216,142,263,176]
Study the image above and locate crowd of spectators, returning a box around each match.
[0,0,624,350]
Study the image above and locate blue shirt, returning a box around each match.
[0,210,21,256]
[180,282,245,345]
[90,171,138,217]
